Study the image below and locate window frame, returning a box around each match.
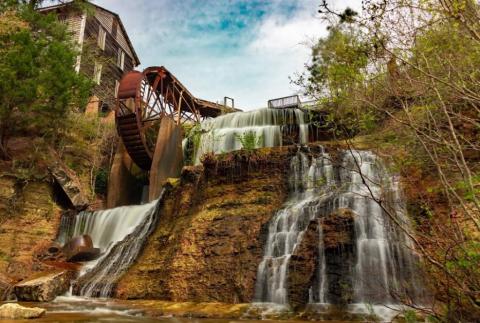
[93,62,103,85]
[97,25,106,50]
[115,80,120,98]
[117,48,125,70]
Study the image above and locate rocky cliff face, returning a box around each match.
[287,219,320,311]
[115,148,293,303]
[322,208,356,305]
[0,176,63,299]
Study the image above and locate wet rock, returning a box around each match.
[181,165,204,183]
[14,270,74,302]
[62,235,100,262]
[287,220,320,311]
[0,303,46,319]
[322,208,356,249]
[115,153,291,302]
[34,242,66,262]
[322,208,356,305]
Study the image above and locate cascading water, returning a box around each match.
[254,147,425,314]
[57,190,164,297]
[189,108,309,164]
[254,148,335,305]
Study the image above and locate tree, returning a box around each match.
[0,1,92,159]
[298,0,480,320]
[294,25,376,136]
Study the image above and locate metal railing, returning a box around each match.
[268,95,301,109]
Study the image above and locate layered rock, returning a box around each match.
[115,147,292,302]
[287,220,320,311]
[0,303,45,319]
[0,179,63,282]
[14,270,75,302]
[322,208,356,305]
[48,151,89,210]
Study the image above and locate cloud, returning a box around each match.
[91,0,358,110]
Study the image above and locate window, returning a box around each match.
[115,80,120,98]
[116,48,125,70]
[97,26,106,50]
[93,62,102,85]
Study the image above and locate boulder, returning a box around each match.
[0,303,46,319]
[14,270,74,302]
[62,235,100,262]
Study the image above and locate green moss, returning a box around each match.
[0,251,11,262]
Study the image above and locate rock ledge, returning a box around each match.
[14,270,74,302]
[0,303,46,319]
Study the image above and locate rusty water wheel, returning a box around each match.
[116,68,176,170]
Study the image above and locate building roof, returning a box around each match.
[39,1,140,66]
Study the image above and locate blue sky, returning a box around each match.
[93,0,359,110]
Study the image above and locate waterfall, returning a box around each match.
[254,148,335,304]
[190,108,309,164]
[254,147,424,310]
[57,190,165,297]
[340,150,422,304]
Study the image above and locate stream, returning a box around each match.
[0,299,352,323]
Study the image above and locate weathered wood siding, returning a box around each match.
[80,13,136,109]
[94,9,135,63]
[41,5,138,111]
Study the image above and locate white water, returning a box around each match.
[190,108,309,164]
[255,147,424,314]
[58,200,157,275]
[340,150,421,304]
[57,193,163,297]
[254,148,335,304]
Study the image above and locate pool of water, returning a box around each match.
[0,298,393,322]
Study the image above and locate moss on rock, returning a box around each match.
[115,148,293,302]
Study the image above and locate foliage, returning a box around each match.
[94,167,108,196]
[235,130,263,152]
[302,0,480,320]
[294,25,377,136]
[59,112,117,199]
[0,2,93,159]
[183,122,204,165]
[306,26,369,99]
[403,309,418,323]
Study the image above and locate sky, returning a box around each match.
[92,0,360,110]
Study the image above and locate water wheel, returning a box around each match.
[116,66,232,170]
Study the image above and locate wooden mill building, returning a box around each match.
[39,2,140,113]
